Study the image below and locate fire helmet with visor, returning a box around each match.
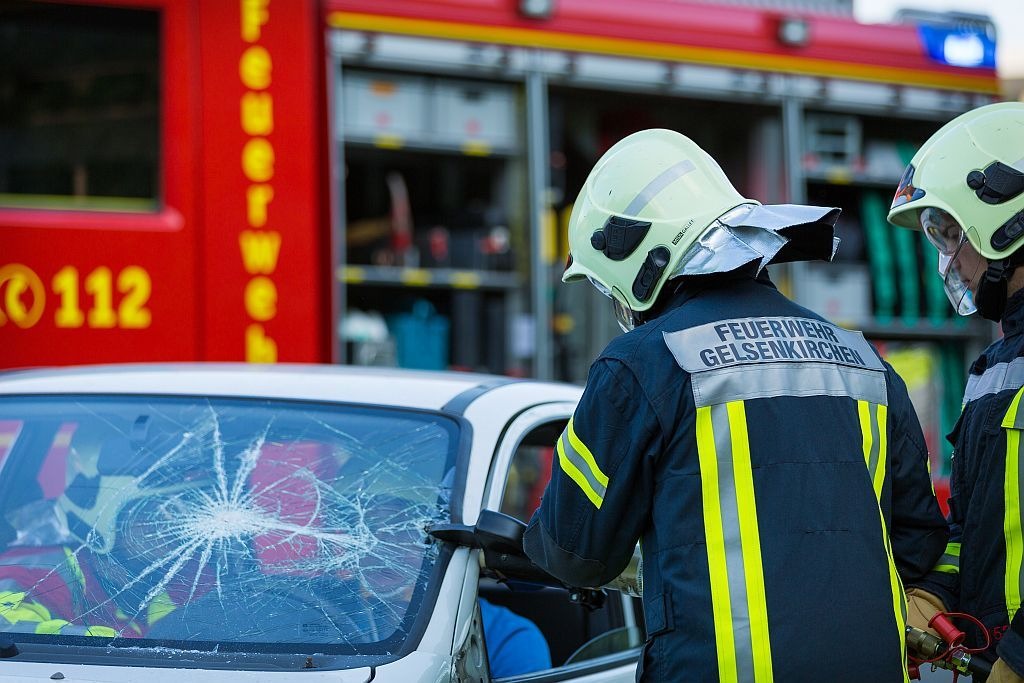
[564,129,843,330]
[59,422,206,556]
[563,129,756,331]
[887,102,1024,321]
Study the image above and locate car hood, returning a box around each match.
[0,662,373,682]
[0,651,452,682]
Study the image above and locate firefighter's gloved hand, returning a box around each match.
[990,658,1024,683]
[905,587,946,638]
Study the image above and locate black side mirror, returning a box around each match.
[427,509,524,550]
[473,508,527,556]
[428,509,553,586]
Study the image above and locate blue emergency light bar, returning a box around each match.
[917,23,996,69]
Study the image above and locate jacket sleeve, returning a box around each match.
[523,357,659,588]
[885,365,951,588]
[999,610,1024,675]
[902,498,961,611]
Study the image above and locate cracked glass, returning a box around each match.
[0,395,459,656]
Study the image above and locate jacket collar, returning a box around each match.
[1002,287,1024,338]
[660,271,777,317]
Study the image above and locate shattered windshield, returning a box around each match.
[0,395,459,656]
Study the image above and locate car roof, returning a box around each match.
[0,363,556,412]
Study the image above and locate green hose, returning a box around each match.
[860,191,897,324]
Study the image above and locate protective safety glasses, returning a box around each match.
[586,276,637,333]
[919,207,979,316]
[921,206,965,256]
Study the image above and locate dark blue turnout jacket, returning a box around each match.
[912,288,1024,675]
[524,274,947,682]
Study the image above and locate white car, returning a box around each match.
[0,364,643,682]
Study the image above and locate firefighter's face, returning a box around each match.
[951,238,987,295]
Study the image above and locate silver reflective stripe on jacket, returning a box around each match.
[682,362,888,410]
[963,358,1024,406]
[696,401,773,682]
[665,317,886,408]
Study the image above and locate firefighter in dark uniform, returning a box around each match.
[523,128,948,682]
[888,102,1024,683]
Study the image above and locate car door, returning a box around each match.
[479,404,642,683]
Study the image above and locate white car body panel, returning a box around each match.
[0,364,641,683]
[460,383,582,525]
[0,663,373,682]
[372,651,454,683]
[0,364,481,410]
[393,546,472,680]
[480,403,581,511]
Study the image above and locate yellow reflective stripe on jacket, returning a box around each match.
[147,591,176,625]
[926,454,936,496]
[0,591,51,623]
[557,418,609,509]
[696,401,773,683]
[34,619,117,636]
[697,405,738,682]
[84,625,117,637]
[858,400,909,683]
[1003,387,1024,620]
[0,590,118,637]
[934,542,961,575]
[35,618,70,635]
[727,402,773,680]
[63,547,87,593]
[116,608,145,635]
[858,401,887,500]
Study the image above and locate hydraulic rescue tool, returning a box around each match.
[906,611,992,681]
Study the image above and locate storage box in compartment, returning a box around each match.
[795,262,872,328]
[341,73,429,144]
[388,301,449,371]
[863,140,906,183]
[803,113,863,175]
[431,81,517,152]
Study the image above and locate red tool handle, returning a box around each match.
[930,613,966,649]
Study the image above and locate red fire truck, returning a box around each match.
[0,0,999,393]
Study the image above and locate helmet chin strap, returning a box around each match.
[976,259,1015,322]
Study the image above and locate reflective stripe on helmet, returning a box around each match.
[623,159,696,215]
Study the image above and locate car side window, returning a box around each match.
[499,437,554,523]
[480,419,642,681]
